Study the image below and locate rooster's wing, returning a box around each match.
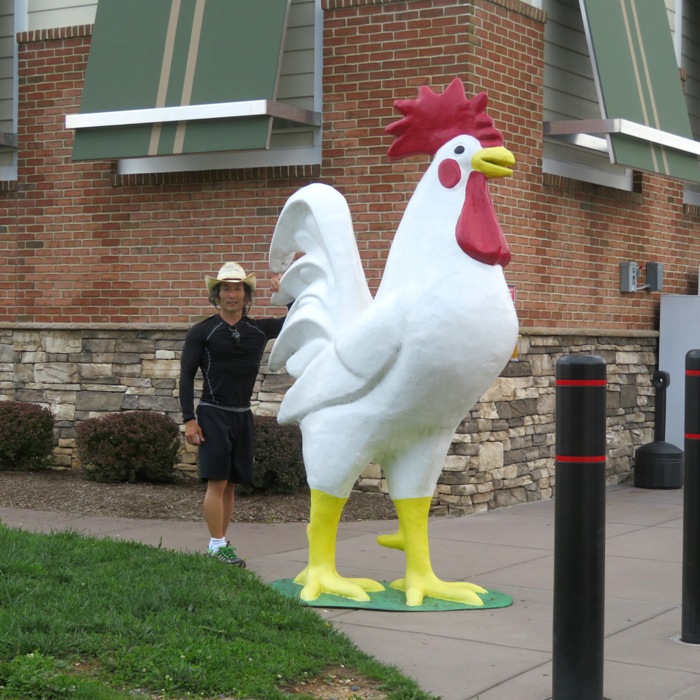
[268,183,404,424]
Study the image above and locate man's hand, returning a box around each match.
[270,273,283,294]
[185,419,204,446]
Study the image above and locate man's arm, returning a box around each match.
[179,327,205,445]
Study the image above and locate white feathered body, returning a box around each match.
[269,137,518,501]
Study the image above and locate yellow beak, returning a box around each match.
[471,146,515,179]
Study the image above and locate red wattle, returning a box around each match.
[455,171,510,267]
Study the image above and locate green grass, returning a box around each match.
[0,523,437,699]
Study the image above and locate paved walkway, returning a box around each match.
[2,483,699,700]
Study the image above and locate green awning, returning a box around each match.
[69,0,301,161]
[579,0,700,182]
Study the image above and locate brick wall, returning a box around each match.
[0,0,697,330]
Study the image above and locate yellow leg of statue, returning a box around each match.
[378,496,486,607]
[294,489,385,602]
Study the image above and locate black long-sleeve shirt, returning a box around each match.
[179,314,285,423]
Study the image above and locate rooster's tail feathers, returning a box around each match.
[268,184,371,374]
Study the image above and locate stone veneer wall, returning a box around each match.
[1,325,657,515]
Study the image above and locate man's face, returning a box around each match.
[218,281,247,314]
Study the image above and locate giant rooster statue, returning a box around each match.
[268,78,518,607]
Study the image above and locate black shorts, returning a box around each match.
[196,404,254,484]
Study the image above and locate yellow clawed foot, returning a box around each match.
[390,572,487,607]
[388,496,487,607]
[377,530,405,551]
[294,566,384,602]
[299,490,385,602]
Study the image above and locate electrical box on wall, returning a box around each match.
[646,262,663,291]
[620,262,639,292]
[620,261,663,292]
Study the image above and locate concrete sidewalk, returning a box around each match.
[2,483,699,700]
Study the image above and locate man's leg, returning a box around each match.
[203,479,245,566]
[221,481,235,539]
[203,478,229,539]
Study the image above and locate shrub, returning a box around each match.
[0,401,55,472]
[239,415,306,495]
[76,410,180,483]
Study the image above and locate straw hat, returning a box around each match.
[205,262,257,295]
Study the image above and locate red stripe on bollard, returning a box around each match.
[556,379,607,387]
[686,370,700,376]
[685,433,700,440]
[556,455,606,463]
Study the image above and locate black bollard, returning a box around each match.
[682,350,700,644]
[552,355,607,700]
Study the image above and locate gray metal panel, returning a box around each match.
[659,295,700,451]
[0,2,12,142]
[67,101,320,129]
[545,118,700,155]
[544,0,600,120]
[28,0,97,30]
[276,0,315,148]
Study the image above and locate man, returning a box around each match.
[179,262,285,566]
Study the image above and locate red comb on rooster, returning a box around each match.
[268,78,519,608]
[386,78,504,158]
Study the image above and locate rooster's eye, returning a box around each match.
[454,145,465,155]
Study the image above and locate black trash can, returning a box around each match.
[634,370,683,490]
[634,440,683,489]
